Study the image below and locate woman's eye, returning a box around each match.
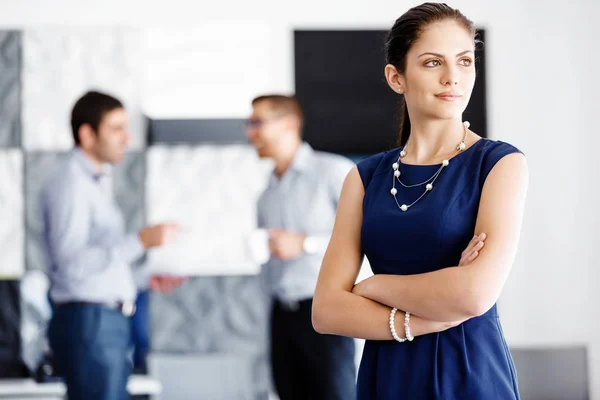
[424,59,441,67]
[460,58,473,66]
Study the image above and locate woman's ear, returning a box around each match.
[384,64,405,94]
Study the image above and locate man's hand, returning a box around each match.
[458,233,486,266]
[269,228,306,261]
[139,223,180,249]
[149,275,188,294]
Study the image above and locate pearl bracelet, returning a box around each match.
[389,308,407,343]
[404,311,414,342]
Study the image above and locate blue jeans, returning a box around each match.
[48,303,131,400]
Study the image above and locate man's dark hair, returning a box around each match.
[70,90,124,145]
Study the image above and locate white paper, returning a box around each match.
[146,145,272,276]
[148,228,270,276]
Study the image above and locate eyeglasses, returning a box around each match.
[245,114,288,128]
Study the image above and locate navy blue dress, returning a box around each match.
[356,138,521,400]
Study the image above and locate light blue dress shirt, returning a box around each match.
[257,143,355,303]
[40,149,145,304]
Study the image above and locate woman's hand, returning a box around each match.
[458,233,486,266]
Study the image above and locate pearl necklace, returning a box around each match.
[390,121,470,212]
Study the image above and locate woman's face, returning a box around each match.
[398,20,476,122]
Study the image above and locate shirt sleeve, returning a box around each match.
[304,156,356,254]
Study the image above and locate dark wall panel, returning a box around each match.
[294,29,488,155]
[0,280,24,377]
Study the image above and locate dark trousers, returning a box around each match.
[48,303,131,400]
[271,298,356,400]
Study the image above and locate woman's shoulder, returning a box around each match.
[475,138,523,156]
[470,138,524,165]
[355,147,401,189]
[464,138,525,188]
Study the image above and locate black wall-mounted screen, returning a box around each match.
[294,29,487,155]
[147,118,248,145]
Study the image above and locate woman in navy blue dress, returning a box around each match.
[312,3,528,399]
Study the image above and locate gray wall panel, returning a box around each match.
[0,31,21,148]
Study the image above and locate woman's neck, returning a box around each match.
[402,119,466,165]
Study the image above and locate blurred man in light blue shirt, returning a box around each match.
[41,90,184,400]
[247,94,356,400]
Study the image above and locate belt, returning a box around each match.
[56,300,137,317]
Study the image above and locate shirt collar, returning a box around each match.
[267,142,314,187]
[72,148,112,182]
[289,142,314,173]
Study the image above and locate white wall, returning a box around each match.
[2,0,598,396]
